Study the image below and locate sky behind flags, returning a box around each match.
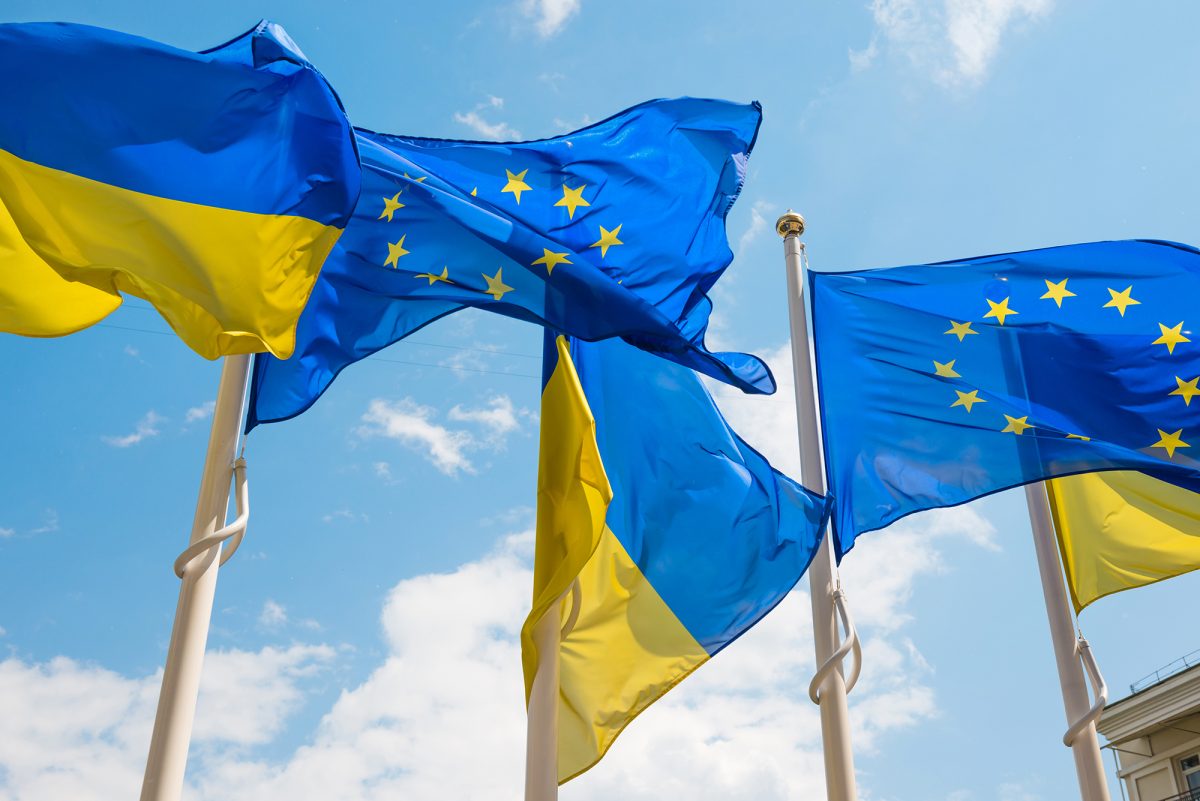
[4,1,1200,799]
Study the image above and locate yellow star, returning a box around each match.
[590,224,624,258]
[378,192,405,222]
[414,267,452,286]
[1065,433,1092,441]
[531,248,572,275]
[1040,278,1076,308]
[945,321,978,342]
[1001,415,1033,435]
[1103,286,1140,317]
[933,359,961,378]
[1151,428,1190,459]
[403,172,427,183]
[384,235,410,268]
[481,268,514,301]
[554,184,590,219]
[501,169,532,204]
[951,389,985,412]
[1154,322,1190,354]
[1171,376,1200,406]
[983,297,1018,326]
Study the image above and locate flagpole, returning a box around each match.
[140,353,252,801]
[1024,481,1111,801]
[778,211,859,801]
[525,586,576,801]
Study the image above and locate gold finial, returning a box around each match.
[776,210,805,238]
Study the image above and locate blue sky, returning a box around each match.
[2,1,1199,799]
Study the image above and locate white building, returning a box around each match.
[1098,651,1200,801]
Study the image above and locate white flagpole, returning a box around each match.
[778,212,860,801]
[1024,482,1111,801]
[524,584,578,801]
[140,353,252,801]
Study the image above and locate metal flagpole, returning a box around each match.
[1024,482,1111,801]
[778,212,860,801]
[140,353,253,801]
[524,582,580,801]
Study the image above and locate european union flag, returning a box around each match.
[810,240,1200,555]
[247,98,769,429]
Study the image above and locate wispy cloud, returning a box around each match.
[321,508,369,525]
[447,395,522,445]
[259,600,287,628]
[358,395,529,476]
[103,411,164,448]
[0,527,13,539]
[520,0,580,38]
[453,95,521,141]
[185,401,215,424]
[30,509,59,536]
[122,345,139,358]
[358,399,477,476]
[855,0,1052,88]
[736,200,773,258]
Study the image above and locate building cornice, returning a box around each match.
[1100,665,1200,744]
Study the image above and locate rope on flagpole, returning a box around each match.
[808,584,862,704]
[1064,637,1108,747]
[172,458,249,578]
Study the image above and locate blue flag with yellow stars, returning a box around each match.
[810,239,1200,556]
[246,97,769,429]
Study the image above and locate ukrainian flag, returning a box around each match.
[1049,470,1200,611]
[524,334,827,782]
[0,21,359,359]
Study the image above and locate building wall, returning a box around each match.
[1113,711,1200,801]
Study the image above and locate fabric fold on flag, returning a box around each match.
[810,239,1200,556]
[1049,470,1200,612]
[247,98,771,430]
[0,20,359,359]
[522,334,827,783]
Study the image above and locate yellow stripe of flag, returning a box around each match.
[1049,471,1200,612]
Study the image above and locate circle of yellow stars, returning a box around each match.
[931,277,1193,461]
[372,165,627,304]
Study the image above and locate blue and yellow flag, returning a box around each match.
[0,21,358,359]
[1049,470,1200,612]
[525,334,826,783]
[246,98,770,429]
[810,239,1200,554]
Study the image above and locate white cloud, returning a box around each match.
[453,95,522,141]
[453,110,522,141]
[373,461,393,481]
[259,600,287,628]
[0,526,13,539]
[0,626,6,636]
[736,200,774,258]
[520,0,580,38]
[0,490,1001,801]
[185,401,216,424]
[358,398,477,476]
[859,0,1052,87]
[448,395,522,443]
[358,396,528,475]
[123,345,139,358]
[0,644,332,800]
[102,411,165,448]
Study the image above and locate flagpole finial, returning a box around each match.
[776,210,805,238]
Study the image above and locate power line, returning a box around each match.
[114,305,541,359]
[93,321,540,380]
